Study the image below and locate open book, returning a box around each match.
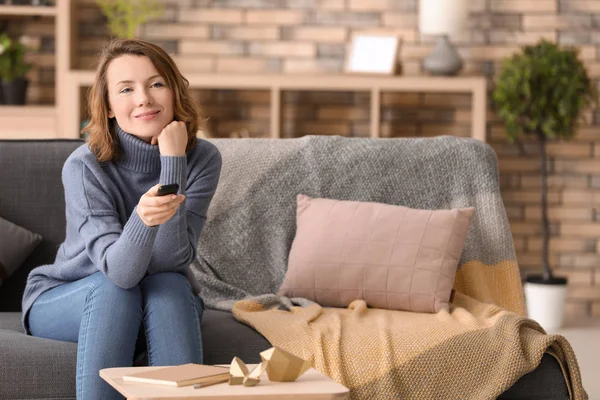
[122,364,230,387]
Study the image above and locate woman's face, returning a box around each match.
[106,54,174,142]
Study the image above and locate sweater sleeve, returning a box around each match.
[147,147,222,274]
[64,158,158,288]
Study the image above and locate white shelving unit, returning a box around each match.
[66,71,487,141]
[0,1,68,139]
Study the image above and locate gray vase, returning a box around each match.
[423,35,463,76]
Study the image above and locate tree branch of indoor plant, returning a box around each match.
[493,40,598,329]
[96,0,164,39]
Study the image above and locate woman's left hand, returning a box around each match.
[151,121,187,156]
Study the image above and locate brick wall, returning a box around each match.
[10,0,600,317]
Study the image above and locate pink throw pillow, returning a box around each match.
[278,195,475,313]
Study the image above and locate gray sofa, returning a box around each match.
[0,138,570,400]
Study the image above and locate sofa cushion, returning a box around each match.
[0,139,83,312]
[0,312,23,332]
[498,354,569,400]
[0,313,77,400]
[279,194,474,313]
[0,216,42,287]
[201,309,271,365]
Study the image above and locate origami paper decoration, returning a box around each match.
[228,357,249,385]
[260,347,311,382]
[228,347,311,386]
[243,360,267,387]
[229,358,268,387]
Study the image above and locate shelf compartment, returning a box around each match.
[0,105,57,139]
[0,5,57,16]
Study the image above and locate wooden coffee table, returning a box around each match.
[100,365,349,400]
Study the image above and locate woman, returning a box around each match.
[21,39,221,400]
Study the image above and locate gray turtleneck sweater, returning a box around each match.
[21,125,221,331]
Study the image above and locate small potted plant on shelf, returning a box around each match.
[96,0,164,39]
[493,40,598,330]
[0,33,33,105]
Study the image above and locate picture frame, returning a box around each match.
[344,34,401,75]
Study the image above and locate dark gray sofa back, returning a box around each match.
[0,140,83,311]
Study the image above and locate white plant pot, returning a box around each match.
[524,276,568,331]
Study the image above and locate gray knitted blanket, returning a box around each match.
[189,135,516,311]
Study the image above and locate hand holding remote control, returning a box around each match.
[136,184,185,227]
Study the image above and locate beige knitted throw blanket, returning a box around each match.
[233,261,586,400]
[188,136,586,399]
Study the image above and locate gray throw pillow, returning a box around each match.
[0,216,42,287]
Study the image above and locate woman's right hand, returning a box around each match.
[136,184,185,227]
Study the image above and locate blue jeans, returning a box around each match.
[28,271,204,400]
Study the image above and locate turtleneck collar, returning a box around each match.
[114,121,162,173]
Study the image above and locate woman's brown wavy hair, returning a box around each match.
[83,39,203,162]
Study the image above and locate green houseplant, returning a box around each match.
[96,0,164,39]
[493,40,598,329]
[0,33,33,105]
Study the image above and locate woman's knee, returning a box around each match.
[141,272,200,314]
[86,273,143,314]
[141,272,192,294]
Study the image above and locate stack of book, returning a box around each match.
[123,363,230,388]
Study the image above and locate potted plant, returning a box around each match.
[493,40,598,330]
[0,33,33,105]
[96,0,163,39]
